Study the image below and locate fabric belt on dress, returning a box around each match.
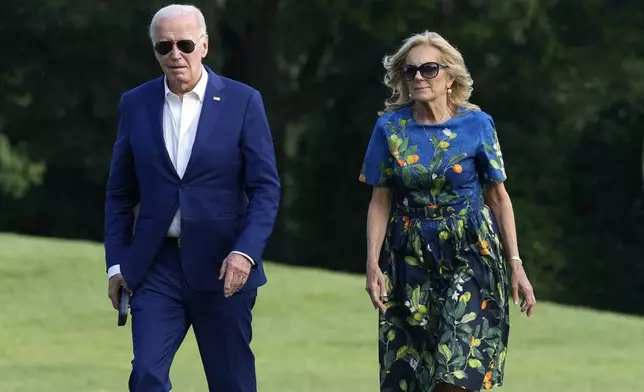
[163,237,181,248]
[394,204,470,220]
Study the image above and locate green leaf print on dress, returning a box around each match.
[359,106,511,392]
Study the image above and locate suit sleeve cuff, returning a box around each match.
[231,251,255,266]
[107,264,121,279]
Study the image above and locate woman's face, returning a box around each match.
[403,44,452,103]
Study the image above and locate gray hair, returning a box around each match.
[148,4,207,42]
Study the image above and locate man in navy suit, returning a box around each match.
[104,4,280,391]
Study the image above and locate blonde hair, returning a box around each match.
[380,31,480,115]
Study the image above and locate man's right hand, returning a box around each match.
[108,273,129,310]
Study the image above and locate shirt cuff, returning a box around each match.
[107,264,121,279]
[231,251,255,265]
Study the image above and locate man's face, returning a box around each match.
[153,13,208,93]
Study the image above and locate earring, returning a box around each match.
[447,88,452,94]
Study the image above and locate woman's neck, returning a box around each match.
[412,101,453,125]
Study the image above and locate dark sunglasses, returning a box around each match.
[401,62,448,81]
[154,38,199,56]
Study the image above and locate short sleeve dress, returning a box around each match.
[359,106,511,392]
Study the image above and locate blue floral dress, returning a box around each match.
[359,106,511,392]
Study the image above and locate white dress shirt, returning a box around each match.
[108,66,253,279]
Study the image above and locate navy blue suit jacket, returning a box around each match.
[104,66,280,293]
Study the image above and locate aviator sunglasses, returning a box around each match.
[401,62,448,81]
[154,35,204,56]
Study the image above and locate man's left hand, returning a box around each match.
[219,253,252,297]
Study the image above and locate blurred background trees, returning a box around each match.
[1,0,642,314]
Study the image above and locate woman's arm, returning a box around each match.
[484,183,536,316]
[366,186,393,313]
[483,183,520,263]
[367,187,393,265]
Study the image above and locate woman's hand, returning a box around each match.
[364,187,392,314]
[510,263,536,317]
[366,261,388,313]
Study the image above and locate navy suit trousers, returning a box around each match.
[127,241,257,392]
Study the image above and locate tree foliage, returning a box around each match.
[0,133,45,198]
[1,0,642,314]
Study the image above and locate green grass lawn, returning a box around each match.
[0,232,643,391]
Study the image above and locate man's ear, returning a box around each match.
[202,35,209,58]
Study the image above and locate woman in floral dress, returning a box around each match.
[359,31,536,392]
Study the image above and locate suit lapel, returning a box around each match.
[183,68,226,179]
[147,78,180,179]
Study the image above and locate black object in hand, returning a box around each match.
[117,286,130,326]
